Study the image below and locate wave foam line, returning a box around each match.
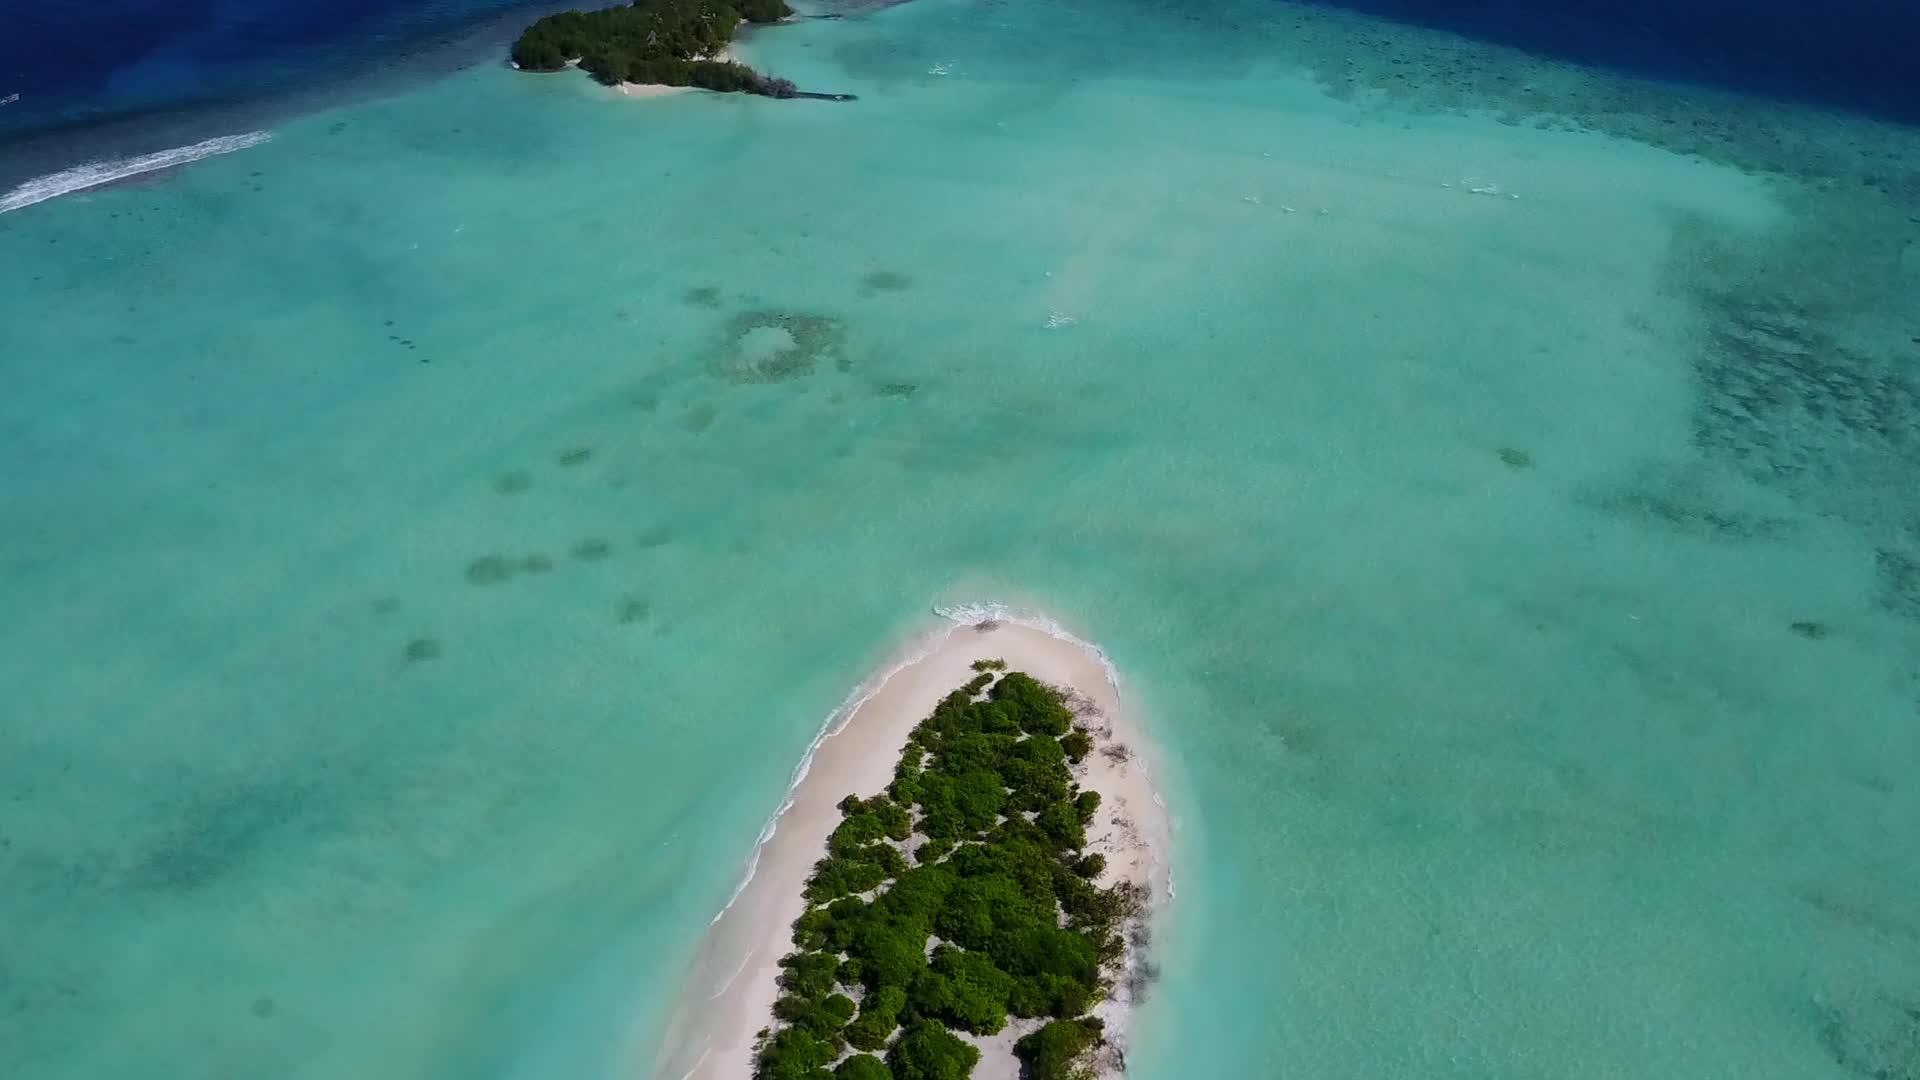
[707,946,757,1001]
[932,600,1124,693]
[936,601,1178,903]
[706,621,962,926]
[0,131,271,215]
[672,1048,711,1080]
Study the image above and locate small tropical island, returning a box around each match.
[753,660,1136,1080]
[510,0,805,98]
[651,617,1168,1080]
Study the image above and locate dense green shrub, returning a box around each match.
[834,1055,892,1080]
[1004,735,1071,810]
[851,920,930,991]
[756,1024,838,1080]
[772,994,851,1041]
[1037,798,1086,850]
[822,993,858,1025]
[934,874,1033,951]
[1007,972,1094,1019]
[805,854,889,901]
[991,924,1100,984]
[778,951,839,999]
[886,1021,980,1080]
[1059,728,1093,762]
[792,906,831,949]
[836,957,865,987]
[1073,853,1106,879]
[735,0,791,20]
[876,864,956,923]
[844,985,907,1050]
[1013,1018,1103,1080]
[907,947,1014,1033]
[990,672,1075,736]
[876,800,913,840]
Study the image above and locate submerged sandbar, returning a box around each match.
[654,619,1171,1080]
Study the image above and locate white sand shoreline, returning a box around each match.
[650,614,1172,1080]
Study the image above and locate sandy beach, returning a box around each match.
[651,617,1172,1080]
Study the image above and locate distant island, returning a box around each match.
[511,0,800,98]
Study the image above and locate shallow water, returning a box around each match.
[3,1,1918,1078]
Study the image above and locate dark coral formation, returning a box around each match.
[862,270,912,293]
[124,782,312,893]
[682,402,718,432]
[1586,461,1795,542]
[1689,291,1920,489]
[570,539,613,562]
[1818,987,1920,1080]
[466,555,518,586]
[1496,446,1532,469]
[1875,549,1920,618]
[708,310,848,384]
[1670,212,1920,619]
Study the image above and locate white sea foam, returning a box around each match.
[707,947,756,1000]
[672,1048,711,1080]
[932,600,1124,694]
[0,131,271,215]
[705,623,958,926]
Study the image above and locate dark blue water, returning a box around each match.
[0,1,527,137]
[1305,0,1920,125]
[3,0,1914,174]
[0,0,576,187]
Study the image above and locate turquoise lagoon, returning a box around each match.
[3,1,1918,1078]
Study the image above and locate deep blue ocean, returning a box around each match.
[5,0,1917,152]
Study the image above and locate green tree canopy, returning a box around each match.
[886,1021,980,1080]
[1013,1018,1104,1080]
[511,0,795,95]
[834,1055,893,1080]
[758,669,1136,1080]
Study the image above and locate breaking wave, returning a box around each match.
[0,131,270,215]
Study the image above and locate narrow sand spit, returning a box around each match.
[651,618,1172,1080]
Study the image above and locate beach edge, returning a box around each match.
[650,608,1173,1080]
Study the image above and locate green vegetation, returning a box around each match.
[1015,1018,1106,1080]
[753,668,1134,1080]
[835,1056,892,1080]
[511,0,798,97]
